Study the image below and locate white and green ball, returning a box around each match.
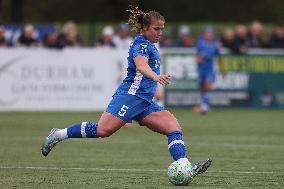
[167,158,194,186]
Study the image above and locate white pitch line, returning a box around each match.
[212,170,274,174]
[0,166,274,174]
[0,166,165,172]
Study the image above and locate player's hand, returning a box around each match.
[156,74,171,85]
[196,55,204,64]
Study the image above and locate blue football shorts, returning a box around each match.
[105,93,165,125]
[198,70,216,85]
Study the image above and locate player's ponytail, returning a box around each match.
[127,5,145,33]
[127,5,165,34]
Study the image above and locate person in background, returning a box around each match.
[232,24,248,54]
[41,6,212,177]
[220,28,235,51]
[57,21,82,47]
[175,25,194,47]
[246,21,265,48]
[17,24,39,47]
[267,24,284,49]
[43,32,61,49]
[0,26,8,47]
[112,23,133,48]
[159,32,174,47]
[96,25,116,48]
[194,26,225,114]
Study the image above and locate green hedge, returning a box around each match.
[55,22,276,46]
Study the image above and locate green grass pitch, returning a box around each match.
[0,109,283,188]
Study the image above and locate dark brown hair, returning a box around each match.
[127,5,165,33]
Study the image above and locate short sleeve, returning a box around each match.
[132,42,150,59]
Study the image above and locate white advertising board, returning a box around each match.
[0,48,128,111]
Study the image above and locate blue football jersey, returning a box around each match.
[196,37,221,72]
[115,35,161,102]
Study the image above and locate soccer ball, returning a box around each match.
[167,158,194,186]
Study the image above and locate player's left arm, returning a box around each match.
[134,56,171,85]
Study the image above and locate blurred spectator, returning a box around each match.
[17,24,39,47]
[232,25,248,54]
[57,21,82,47]
[43,32,61,49]
[176,25,194,47]
[112,23,132,48]
[96,25,116,48]
[267,25,284,48]
[220,28,235,50]
[0,26,8,47]
[246,21,265,48]
[159,32,174,47]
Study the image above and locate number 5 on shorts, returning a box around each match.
[118,105,129,116]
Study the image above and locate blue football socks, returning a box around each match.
[67,122,98,138]
[167,131,187,161]
[201,92,209,107]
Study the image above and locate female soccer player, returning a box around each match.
[195,26,225,114]
[41,6,211,177]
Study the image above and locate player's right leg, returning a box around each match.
[41,112,125,156]
[41,93,148,156]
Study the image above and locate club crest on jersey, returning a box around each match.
[140,44,148,53]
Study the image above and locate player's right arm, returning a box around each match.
[134,55,171,85]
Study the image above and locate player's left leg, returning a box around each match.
[200,80,212,114]
[200,71,215,114]
[139,109,186,161]
[139,107,211,176]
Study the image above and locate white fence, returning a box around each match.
[2,48,282,111]
[0,48,128,111]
